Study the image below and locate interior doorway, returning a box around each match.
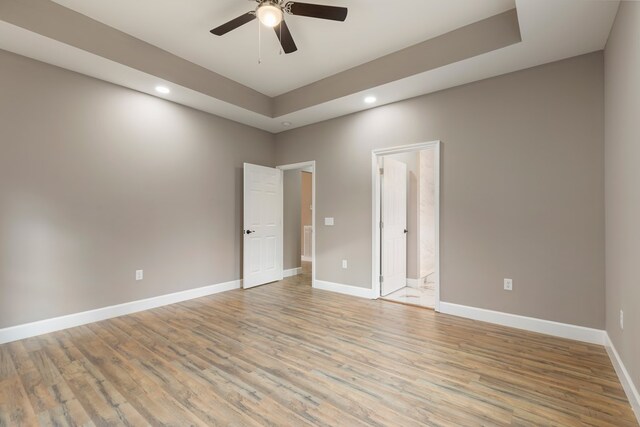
[278,161,316,287]
[242,161,315,289]
[372,142,440,310]
[243,163,283,289]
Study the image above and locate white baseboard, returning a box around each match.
[439,302,606,345]
[301,256,312,262]
[283,267,302,277]
[0,279,241,345]
[605,334,640,422]
[313,280,375,299]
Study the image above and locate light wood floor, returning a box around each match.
[0,273,637,426]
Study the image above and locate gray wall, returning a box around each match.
[604,1,640,396]
[0,49,275,328]
[275,52,605,329]
[283,169,302,270]
[0,46,608,333]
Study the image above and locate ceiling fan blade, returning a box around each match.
[210,12,255,36]
[284,2,348,22]
[274,20,298,54]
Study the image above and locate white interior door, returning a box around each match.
[381,157,407,296]
[243,163,283,288]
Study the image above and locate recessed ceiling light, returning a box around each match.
[281,121,292,127]
[364,96,377,104]
[155,86,170,94]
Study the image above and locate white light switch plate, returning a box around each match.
[342,260,348,269]
[136,270,144,281]
[325,217,334,226]
[504,278,513,291]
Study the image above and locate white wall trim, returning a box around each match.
[283,267,302,277]
[313,280,376,299]
[0,279,241,345]
[439,302,606,345]
[605,334,640,422]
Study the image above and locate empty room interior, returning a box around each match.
[1,0,639,425]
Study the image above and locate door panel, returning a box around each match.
[381,157,407,296]
[243,163,283,288]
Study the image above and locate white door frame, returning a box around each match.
[277,161,316,288]
[372,141,441,311]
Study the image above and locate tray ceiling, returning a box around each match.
[51,0,516,96]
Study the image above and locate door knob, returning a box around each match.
[245,230,256,234]
[404,229,408,234]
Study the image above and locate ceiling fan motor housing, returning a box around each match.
[211,0,348,54]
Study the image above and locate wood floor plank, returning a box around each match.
[0,347,16,382]
[65,326,208,426]
[216,315,507,425]
[43,338,149,427]
[0,270,637,426]
[91,320,288,427]
[0,376,39,427]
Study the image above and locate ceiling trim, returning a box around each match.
[274,9,521,116]
[0,0,520,119]
[0,0,273,116]
[0,0,619,134]
[0,21,279,131]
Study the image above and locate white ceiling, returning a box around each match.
[50,0,516,96]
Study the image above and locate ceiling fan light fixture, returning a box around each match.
[257,3,283,28]
[210,1,348,56]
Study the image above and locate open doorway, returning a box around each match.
[279,161,315,287]
[372,142,440,310]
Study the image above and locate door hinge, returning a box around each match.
[379,275,384,283]
[379,168,384,175]
[380,221,384,229]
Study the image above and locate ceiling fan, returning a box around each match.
[210,1,348,54]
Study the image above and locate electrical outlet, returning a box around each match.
[342,260,348,269]
[504,278,513,291]
[136,270,143,281]
[620,310,624,330]
[325,217,334,226]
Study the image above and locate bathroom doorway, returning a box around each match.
[372,142,440,310]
